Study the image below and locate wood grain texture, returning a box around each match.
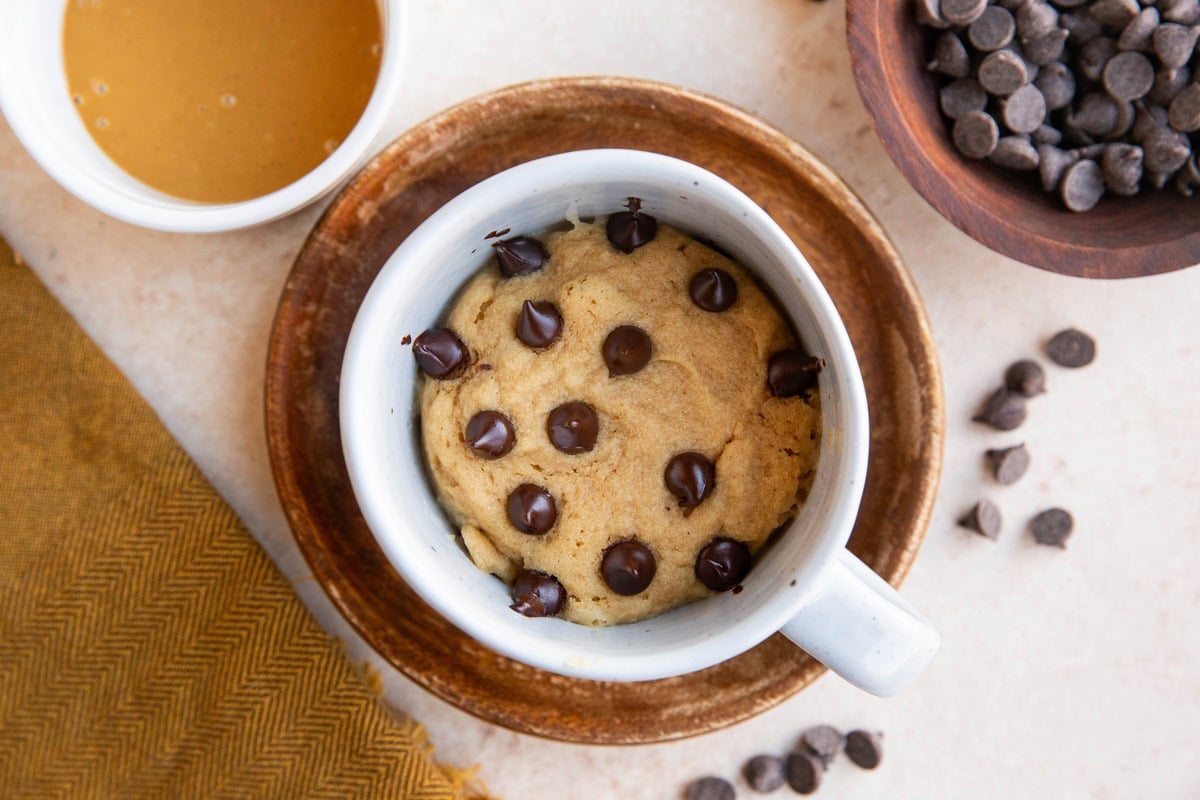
[846,0,1200,279]
[264,77,944,744]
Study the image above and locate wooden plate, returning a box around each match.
[265,77,943,745]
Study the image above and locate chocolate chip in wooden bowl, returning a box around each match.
[1162,0,1200,25]
[546,401,599,454]
[990,136,1040,170]
[800,724,845,767]
[1004,359,1047,397]
[1102,51,1155,102]
[1046,327,1096,367]
[602,324,652,376]
[665,451,716,512]
[957,499,1003,539]
[953,110,1000,159]
[973,387,1027,430]
[1034,62,1075,112]
[1077,36,1117,83]
[1030,125,1062,146]
[465,410,516,459]
[939,78,988,119]
[916,0,950,29]
[1015,0,1058,40]
[940,0,988,25]
[506,483,557,535]
[1142,130,1191,175]
[1089,0,1139,29]
[1148,65,1191,106]
[1070,92,1119,137]
[978,49,1030,95]
[605,197,658,253]
[1152,22,1200,69]
[1060,159,1106,212]
[1102,143,1144,196]
[743,755,786,793]
[1002,84,1048,134]
[767,350,824,398]
[928,31,971,78]
[1168,82,1200,131]
[969,6,1016,51]
[694,538,751,592]
[412,328,469,379]
[601,539,657,595]
[1116,7,1158,52]
[509,569,566,617]
[515,299,563,349]
[1060,11,1103,45]
[1029,507,1074,547]
[985,443,1031,485]
[685,776,735,800]
[1038,145,1080,192]
[844,730,884,770]
[689,267,739,312]
[493,235,548,278]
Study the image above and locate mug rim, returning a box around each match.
[339,148,871,681]
[0,0,406,233]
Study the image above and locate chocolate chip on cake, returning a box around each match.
[800,725,845,767]
[516,299,563,348]
[767,350,824,398]
[602,324,652,376]
[665,452,716,512]
[685,777,735,800]
[546,401,599,454]
[784,750,825,795]
[606,197,658,253]
[973,387,1027,430]
[689,268,739,312]
[985,444,1031,485]
[506,484,557,535]
[413,328,469,379]
[958,499,1003,539]
[1030,507,1074,547]
[493,235,548,278]
[601,540,657,595]
[845,730,884,770]
[509,569,566,617]
[743,755,786,793]
[464,410,515,459]
[694,538,752,591]
[1046,327,1096,367]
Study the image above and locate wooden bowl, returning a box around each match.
[846,0,1200,279]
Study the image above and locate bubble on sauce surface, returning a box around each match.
[323,138,339,155]
[370,42,381,57]
[92,80,108,96]
[95,117,109,129]
[220,94,237,107]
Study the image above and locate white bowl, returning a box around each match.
[0,0,405,233]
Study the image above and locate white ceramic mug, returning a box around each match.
[340,149,939,696]
[0,0,406,233]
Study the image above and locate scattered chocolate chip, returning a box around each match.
[492,235,548,278]
[506,484,557,535]
[953,110,1000,159]
[400,334,412,345]
[1060,159,1105,212]
[978,49,1029,95]
[515,300,563,349]
[602,324,652,376]
[1004,359,1047,396]
[605,198,658,253]
[986,444,1031,485]
[601,540,657,595]
[689,268,739,312]
[767,350,824,398]
[845,730,884,770]
[969,6,1016,51]
[413,328,469,379]
[665,452,716,511]
[694,538,752,592]
[800,725,845,767]
[958,499,1003,539]
[685,777,735,800]
[546,401,599,454]
[1030,507,1074,547]
[743,755,786,793]
[1046,328,1096,367]
[509,569,565,617]
[940,78,989,119]
[464,410,515,459]
[1003,84,1048,133]
[784,751,824,795]
[973,387,1027,430]
[929,31,972,77]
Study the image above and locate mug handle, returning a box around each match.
[778,549,939,697]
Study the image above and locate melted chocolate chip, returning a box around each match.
[505,484,557,535]
[601,540,657,595]
[689,268,739,312]
[464,410,515,459]
[516,300,563,348]
[694,538,752,591]
[493,235,549,278]
[664,452,715,511]
[546,401,599,454]
[509,569,566,617]
[605,198,658,253]
[412,328,469,379]
[767,350,824,398]
[602,325,652,376]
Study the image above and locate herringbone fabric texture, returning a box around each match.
[0,240,462,800]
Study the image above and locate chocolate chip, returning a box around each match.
[694,538,751,592]
[1004,359,1047,396]
[784,751,824,795]
[1015,1,1058,39]
[1116,7,1158,52]
[515,299,563,348]
[1071,92,1119,136]
[743,755,786,793]
[605,198,658,253]
[991,136,1041,170]
[413,328,469,379]
[1003,84,1047,133]
[1090,0,1139,29]
[506,484,557,535]
[940,78,988,119]
[545,402,598,455]
[1078,37,1118,83]
[1031,125,1063,146]
[509,569,566,617]
[973,387,1027,430]
[1143,130,1191,174]
[800,725,845,767]
[986,443,1031,485]
[916,0,950,28]
[1038,145,1080,191]
[493,235,548,278]
[665,452,716,511]
[685,777,735,800]
[1046,327,1096,367]
[464,410,515,459]
[953,110,1000,159]
[941,0,987,24]
[1102,142,1144,195]
[1148,65,1190,105]
[1103,51,1155,101]
[767,350,824,398]
[602,324,652,376]
[1061,11,1104,45]
[689,268,739,312]
[845,730,884,770]
[1153,22,1200,68]
[1060,159,1105,212]
[978,49,1030,95]
[969,6,1016,51]
[1162,0,1200,25]
[958,499,1002,539]
[1023,29,1069,65]
[1168,82,1200,131]
[601,540,656,595]
[1030,507,1074,547]
[929,31,971,77]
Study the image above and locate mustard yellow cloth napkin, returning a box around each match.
[0,239,471,800]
